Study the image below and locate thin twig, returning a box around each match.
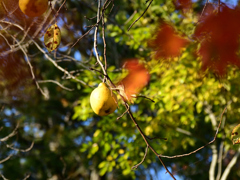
[6,141,34,152]
[38,80,74,91]
[132,146,149,169]
[216,115,226,180]
[0,122,19,142]
[19,41,48,98]
[146,136,167,141]
[94,0,108,78]
[117,103,129,120]
[159,106,227,159]
[132,95,155,103]
[123,102,176,179]
[32,40,90,87]
[71,26,95,48]
[0,173,8,180]
[101,5,107,81]
[60,157,67,176]
[128,0,153,31]
[220,147,240,180]
[1,28,48,98]
[22,174,31,180]
[197,1,211,24]
[0,154,13,164]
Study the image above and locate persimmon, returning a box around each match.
[19,0,48,17]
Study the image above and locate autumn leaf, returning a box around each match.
[194,5,240,76]
[148,23,189,60]
[117,59,150,101]
[44,23,61,52]
[231,124,240,145]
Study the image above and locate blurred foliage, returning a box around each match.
[0,0,240,180]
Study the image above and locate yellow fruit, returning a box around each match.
[90,82,117,116]
[19,0,48,17]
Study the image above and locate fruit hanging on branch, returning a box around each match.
[19,0,49,17]
[90,82,118,116]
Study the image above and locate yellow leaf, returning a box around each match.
[231,124,240,145]
[44,23,61,52]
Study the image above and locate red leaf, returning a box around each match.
[117,59,150,101]
[194,5,240,75]
[148,23,189,59]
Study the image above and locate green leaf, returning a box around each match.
[44,23,61,52]
[98,161,107,168]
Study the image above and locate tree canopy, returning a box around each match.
[1,0,240,180]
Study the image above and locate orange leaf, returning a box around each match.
[194,5,240,75]
[148,23,189,59]
[117,59,150,101]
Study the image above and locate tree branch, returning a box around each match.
[220,148,240,180]
[209,144,218,180]
[128,0,153,31]
[0,154,13,164]
[6,141,34,152]
[132,146,149,169]
[159,106,227,159]
[38,80,74,91]
[0,122,19,142]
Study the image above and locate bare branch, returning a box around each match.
[6,141,34,152]
[0,122,19,142]
[19,40,48,98]
[22,174,31,180]
[146,136,167,141]
[32,40,91,87]
[216,115,226,180]
[216,140,224,180]
[159,106,227,159]
[132,146,149,169]
[117,103,129,120]
[0,27,48,98]
[128,0,153,31]
[209,144,218,180]
[94,0,108,78]
[220,148,240,180]
[38,80,74,91]
[122,102,176,179]
[0,173,9,180]
[0,154,13,164]
[132,95,155,103]
[71,26,95,48]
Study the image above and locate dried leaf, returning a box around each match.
[194,5,240,76]
[148,23,189,60]
[231,124,240,145]
[44,23,61,52]
[117,59,150,101]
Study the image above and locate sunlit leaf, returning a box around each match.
[44,23,61,52]
[231,124,240,145]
